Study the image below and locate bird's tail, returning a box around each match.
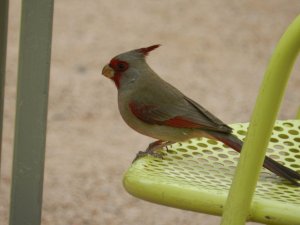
[206,131,300,186]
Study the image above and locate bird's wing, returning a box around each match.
[129,84,232,133]
[183,96,232,132]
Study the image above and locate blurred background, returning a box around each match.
[1,1,300,224]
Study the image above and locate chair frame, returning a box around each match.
[221,14,300,225]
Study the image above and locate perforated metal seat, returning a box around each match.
[123,120,300,225]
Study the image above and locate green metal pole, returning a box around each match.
[221,15,300,225]
[9,0,54,225]
[0,0,9,176]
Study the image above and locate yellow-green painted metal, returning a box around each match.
[123,120,300,225]
[296,107,300,120]
[0,0,9,176]
[221,15,300,225]
[9,0,54,225]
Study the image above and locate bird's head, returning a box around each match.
[102,44,160,89]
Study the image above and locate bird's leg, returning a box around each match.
[133,140,174,162]
[145,140,175,155]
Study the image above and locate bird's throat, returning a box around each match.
[112,72,122,89]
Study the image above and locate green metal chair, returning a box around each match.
[123,15,300,225]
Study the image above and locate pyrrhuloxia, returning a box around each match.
[102,45,300,186]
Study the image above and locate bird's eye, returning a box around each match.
[109,59,128,72]
[115,61,128,72]
[117,63,125,70]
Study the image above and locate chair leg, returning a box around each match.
[9,0,54,225]
[0,0,9,175]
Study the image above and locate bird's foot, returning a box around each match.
[132,150,165,162]
[132,140,174,163]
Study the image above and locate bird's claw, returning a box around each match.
[132,150,165,163]
[131,140,174,163]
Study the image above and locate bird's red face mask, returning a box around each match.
[101,59,129,88]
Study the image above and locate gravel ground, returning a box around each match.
[1,1,300,225]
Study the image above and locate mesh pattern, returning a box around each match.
[129,120,300,205]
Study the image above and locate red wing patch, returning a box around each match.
[129,102,158,124]
[162,116,201,128]
[129,102,202,128]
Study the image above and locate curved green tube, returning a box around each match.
[221,15,300,225]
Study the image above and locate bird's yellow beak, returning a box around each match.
[102,64,114,78]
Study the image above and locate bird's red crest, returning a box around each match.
[138,44,161,56]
